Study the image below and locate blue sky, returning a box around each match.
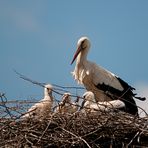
[0,1,148,114]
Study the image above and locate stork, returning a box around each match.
[55,93,79,114]
[22,84,54,119]
[71,36,146,116]
[81,91,126,113]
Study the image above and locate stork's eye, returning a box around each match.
[82,40,85,44]
[81,40,87,49]
[47,88,50,92]
[81,40,85,46]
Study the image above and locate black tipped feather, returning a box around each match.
[135,96,146,101]
[116,77,146,101]
[95,76,146,116]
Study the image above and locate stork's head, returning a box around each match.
[83,91,95,101]
[44,84,53,95]
[80,91,95,110]
[62,93,71,104]
[71,36,91,65]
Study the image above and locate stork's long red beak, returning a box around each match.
[71,46,82,65]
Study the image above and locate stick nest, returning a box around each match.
[0,90,148,148]
[1,108,148,148]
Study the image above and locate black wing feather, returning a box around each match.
[95,76,139,115]
[116,77,146,101]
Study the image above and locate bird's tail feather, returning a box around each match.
[134,96,146,101]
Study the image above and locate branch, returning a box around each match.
[60,127,91,148]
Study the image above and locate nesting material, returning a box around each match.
[1,108,148,147]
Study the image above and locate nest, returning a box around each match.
[1,92,148,148]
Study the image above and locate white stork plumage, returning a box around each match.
[71,36,146,116]
[81,91,125,113]
[22,84,54,119]
[55,93,78,114]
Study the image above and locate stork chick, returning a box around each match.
[22,84,54,119]
[81,91,127,114]
[55,93,78,114]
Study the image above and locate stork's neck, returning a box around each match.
[44,89,52,100]
[72,46,90,84]
[44,89,48,96]
[76,48,89,65]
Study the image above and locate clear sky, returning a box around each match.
[0,1,148,115]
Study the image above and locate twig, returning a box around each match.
[13,70,45,88]
[14,69,84,96]
[0,93,13,118]
[25,134,33,146]
[52,84,85,90]
[127,131,140,146]
[37,113,55,143]
[61,127,91,148]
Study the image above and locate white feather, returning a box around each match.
[22,84,53,119]
[71,37,124,101]
[81,91,125,113]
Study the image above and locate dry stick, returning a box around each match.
[127,131,140,146]
[14,70,86,106]
[25,134,33,146]
[0,100,41,104]
[61,127,91,148]
[137,118,148,143]
[52,84,85,90]
[14,70,83,96]
[37,113,56,143]
[0,93,13,118]
[13,70,46,88]
[14,70,64,93]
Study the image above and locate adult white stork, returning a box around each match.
[55,93,79,114]
[71,36,146,116]
[22,84,54,119]
[81,91,126,113]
